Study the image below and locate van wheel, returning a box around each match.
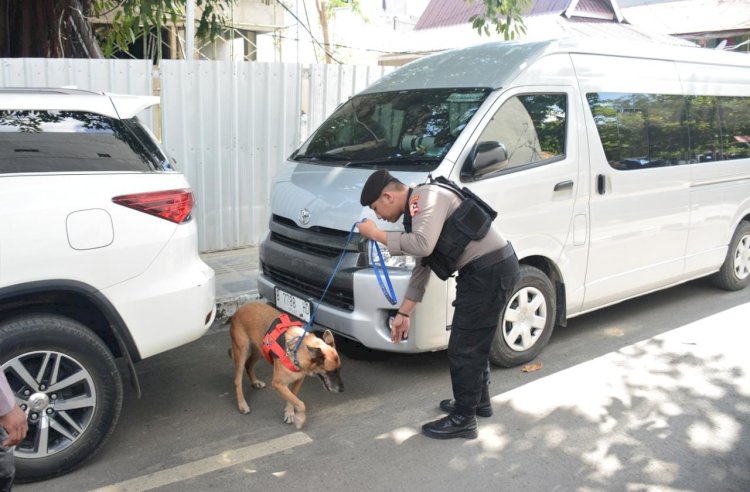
[0,314,123,482]
[489,265,556,368]
[712,221,750,291]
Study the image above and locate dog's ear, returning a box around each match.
[322,329,336,347]
[306,346,325,365]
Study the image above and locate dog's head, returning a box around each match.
[303,330,344,393]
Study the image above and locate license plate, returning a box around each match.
[275,288,311,322]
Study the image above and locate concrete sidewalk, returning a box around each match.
[200,246,261,327]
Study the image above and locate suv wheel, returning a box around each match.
[712,220,750,291]
[0,314,123,482]
[489,265,556,367]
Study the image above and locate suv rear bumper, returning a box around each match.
[101,228,216,360]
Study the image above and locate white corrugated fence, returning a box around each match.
[0,58,392,252]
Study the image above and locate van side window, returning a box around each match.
[587,93,750,170]
[687,96,750,162]
[472,94,567,177]
[587,93,687,170]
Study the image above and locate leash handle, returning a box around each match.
[370,240,398,305]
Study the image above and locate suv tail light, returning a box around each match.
[113,189,194,223]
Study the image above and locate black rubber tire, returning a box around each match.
[489,265,556,368]
[711,220,750,291]
[0,314,123,482]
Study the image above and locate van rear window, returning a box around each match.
[587,93,750,170]
[0,110,173,174]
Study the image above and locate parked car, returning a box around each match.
[258,38,750,367]
[0,88,216,481]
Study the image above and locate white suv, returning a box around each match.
[0,88,216,481]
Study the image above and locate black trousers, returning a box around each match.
[448,252,520,416]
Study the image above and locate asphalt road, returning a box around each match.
[16,277,750,492]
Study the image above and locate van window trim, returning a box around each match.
[461,154,567,182]
[456,87,573,183]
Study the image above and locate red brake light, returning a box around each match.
[112,189,194,223]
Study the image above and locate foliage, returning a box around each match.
[325,0,362,19]
[470,0,530,40]
[92,0,235,59]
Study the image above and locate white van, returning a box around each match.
[258,38,750,367]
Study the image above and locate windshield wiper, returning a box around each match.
[346,155,441,166]
[293,152,351,162]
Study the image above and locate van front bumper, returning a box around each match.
[258,267,449,353]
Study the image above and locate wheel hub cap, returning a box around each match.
[503,286,547,352]
[28,393,49,413]
[735,234,750,280]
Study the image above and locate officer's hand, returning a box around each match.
[1,405,29,447]
[391,314,410,343]
[356,219,379,240]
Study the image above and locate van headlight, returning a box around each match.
[369,244,416,269]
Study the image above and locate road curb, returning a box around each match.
[212,291,262,328]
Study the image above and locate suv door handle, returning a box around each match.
[554,180,574,192]
[597,174,606,195]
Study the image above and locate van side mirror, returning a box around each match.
[464,141,508,178]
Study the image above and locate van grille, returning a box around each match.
[270,232,342,258]
[263,264,354,312]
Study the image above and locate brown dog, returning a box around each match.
[229,302,343,429]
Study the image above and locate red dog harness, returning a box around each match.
[262,314,304,372]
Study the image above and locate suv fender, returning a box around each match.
[0,279,142,396]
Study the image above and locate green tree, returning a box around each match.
[470,0,531,40]
[313,0,363,64]
[0,0,233,60]
[94,0,235,60]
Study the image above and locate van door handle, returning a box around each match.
[554,180,574,192]
[597,174,606,195]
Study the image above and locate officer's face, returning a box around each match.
[370,191,401,222]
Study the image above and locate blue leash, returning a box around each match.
[370,240,398,305]
[293,220,398,353]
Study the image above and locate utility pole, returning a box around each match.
[186,0,195,59]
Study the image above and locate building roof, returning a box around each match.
[414,0,483,30]
[622,0,750,37]
[415,0,624,30]
[381,0,693,66]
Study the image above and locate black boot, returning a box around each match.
[422,413,478,440]
[438,385,493,417]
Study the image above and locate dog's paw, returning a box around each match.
[283,408,295,425]
[251,380,266,389]
[238,402,251,414]
[294,412,306,429]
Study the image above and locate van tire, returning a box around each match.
[489,265,556,368]
[712,221,750,291]
[0,314,123,482]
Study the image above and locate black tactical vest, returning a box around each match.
[404,176,497,280]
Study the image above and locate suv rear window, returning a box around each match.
[0,110,173,173]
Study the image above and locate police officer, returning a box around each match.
[1,371,28,491]
[357,169,520,440]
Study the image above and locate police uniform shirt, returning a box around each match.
[385,184,508,302]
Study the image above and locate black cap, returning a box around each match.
[360,169,398,206]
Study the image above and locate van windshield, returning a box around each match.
[293,88,491,169]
